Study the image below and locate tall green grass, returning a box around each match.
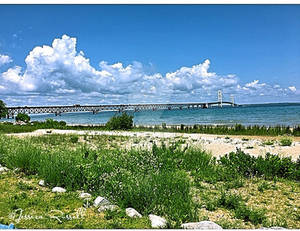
[0,135,299,226]
[1,119,300,137]
[136,123,300,137]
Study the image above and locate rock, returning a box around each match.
[79,192,92,199]
[98,205,118,212]
[52,187,66,193]
[181,221,223,229]
[0,166,8,172]
[149,214,167,228]
[126,208,142,218]
[39,180,45,186]
[94,196,110,207]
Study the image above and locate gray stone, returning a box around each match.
[149,214,167,228]
[52,187,66,193]
[98,205,118,212]
[39,180,45,186]
[79,192,92,199]
[181,221,223,229]
[94,196,110,207]
[125,208,142,218]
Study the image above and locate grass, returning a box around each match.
[0,134,299,228]
[1,119,300,137]
[0,171,151,229]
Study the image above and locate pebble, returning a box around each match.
[94,196,110,207]
[79,192,92,199]
[0,166,8,172]
[38,180,45,186]
[98,205,118,212]
[149,214,167,228]
[52,187,66,193]
[125,208,142,218]
[181,221,223,229]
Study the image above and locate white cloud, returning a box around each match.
[289,86,296,92]
[0,54,12,66]
[0,34,299,105]
[245,80,266,89]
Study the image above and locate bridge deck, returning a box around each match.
[6,101,238,118]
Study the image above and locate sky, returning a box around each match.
[0,4,299,106]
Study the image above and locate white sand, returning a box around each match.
[8,129,300,161]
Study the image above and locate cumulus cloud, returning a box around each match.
[0,54,12,66]
[289,86,296,92]
[0,34,298,105]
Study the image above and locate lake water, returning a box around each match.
[2,103,300,126]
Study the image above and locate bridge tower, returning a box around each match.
[218,90,223,107]
[230,94,235,107]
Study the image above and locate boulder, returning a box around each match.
[52,187,66,193]
[125,208,142,218]
[38,180,45,186]
[181,221,223,229]
[149,214,167,228]
[94,196,110,207]
[79,192,92,199]
[98,205,118,212]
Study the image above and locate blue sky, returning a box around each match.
[0,4,299,106]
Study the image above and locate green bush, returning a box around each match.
[70,135,79,143]
[219,150,300,180]
[279,136,293,146]
[106,113,133,130]
[15,113,30,123]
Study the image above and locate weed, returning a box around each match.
[263,140,274,146]
[279,136,293,146]
[234,205,266,225]
[217,191,243,210]
[258,181,271,192]
[70,135,79,143]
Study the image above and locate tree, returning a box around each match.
[106,112,134,130]
[0,100,7,118]
[15,113,30,123]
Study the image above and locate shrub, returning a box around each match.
[219,150,300,180]
[0,99,7,118]
[15,113,30,123]
[70,135,79,143]
[279,136,293,146]
[106,112,133,130]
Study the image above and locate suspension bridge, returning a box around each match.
[5,91,238,118]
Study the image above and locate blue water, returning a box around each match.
[2,103,300,126]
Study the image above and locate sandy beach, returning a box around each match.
[8,129,300,161]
